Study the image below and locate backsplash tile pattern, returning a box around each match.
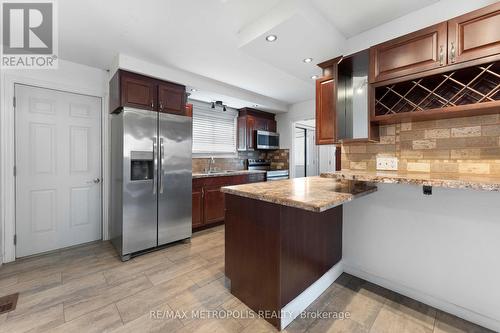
[192,149,289,173]
[267,149,289,170]
[341,114,500,175]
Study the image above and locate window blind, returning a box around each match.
[192,103,238,155]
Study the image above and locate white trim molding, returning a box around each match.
[1,70,108,263]
[344,264,500,332]
[280,261,344,329]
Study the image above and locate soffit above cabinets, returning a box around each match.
[59,0,453,105]
[311,0,440,38]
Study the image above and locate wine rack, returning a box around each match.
[373,62,500,122]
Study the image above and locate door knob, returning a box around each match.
[93,178,101,184]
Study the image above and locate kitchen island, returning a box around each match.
[221,177,376,329]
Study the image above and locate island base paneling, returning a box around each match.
[224,194,343,329]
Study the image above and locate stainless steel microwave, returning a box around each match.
[256,130,279,150]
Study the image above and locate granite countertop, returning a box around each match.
[321,171,500,192]
[221,176,377,212]
[193,169,266,179]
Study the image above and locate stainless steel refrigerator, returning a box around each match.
[110,107,192,261]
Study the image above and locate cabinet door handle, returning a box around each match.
[159,102,163,110]
[450,42,456,63]
[439,45,444,66]
[151,101,154,108]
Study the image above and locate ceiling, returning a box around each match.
[58,0,440,107]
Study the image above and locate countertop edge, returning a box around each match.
[221,187,328,212]
[192,170,267,179]
[321,172,500,192]
[221,179,378,212]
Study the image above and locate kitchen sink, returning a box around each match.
[200,170,241,175]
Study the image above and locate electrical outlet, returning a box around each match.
[376,157,398,171]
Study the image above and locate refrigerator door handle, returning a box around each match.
[152,138,157,194]
[159,138,165,194]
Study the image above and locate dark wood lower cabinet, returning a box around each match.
[203,186,226,224]
[192,186,203,229]
[192,173,266,230]
[225,194,343,329]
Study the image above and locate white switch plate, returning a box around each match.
[376,157,398,171]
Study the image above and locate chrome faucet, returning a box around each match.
[208,156,216,173]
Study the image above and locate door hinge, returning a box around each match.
[13,97,16,108]
[13,165,16,176]
[14,234,17,245]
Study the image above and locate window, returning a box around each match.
[192,102,238,155]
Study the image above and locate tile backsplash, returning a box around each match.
[266,149,289,170]
[192,149,289,173]
[341,114,500,175]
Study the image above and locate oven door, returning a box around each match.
[256,130,279,150]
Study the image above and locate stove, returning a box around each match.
[247,159,289,181]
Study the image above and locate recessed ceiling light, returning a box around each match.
[303,58,313,63]
[311,75,319,80]
[191,88,197,92]
[265,34,277,42]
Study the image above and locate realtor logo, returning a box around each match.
[1,0,58,68]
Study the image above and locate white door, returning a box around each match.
[306,129,319,176]
[319,145,336,173]
[15,84,102,257]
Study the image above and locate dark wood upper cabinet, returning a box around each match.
[370,22,448,83]
[158,82,186,115]
[255,117,268,132]
[246,116,256,150]
[448,2,500,65]
[316,53,378,144]
[186,103,193,117]
[109,70,186,115]
[369,3,500,84]
[237,116,248,151]
[121,71,157,110]
[267,119,277,132]
[370,3,500,125]
[237,108,276,151]
[315,75,336,145]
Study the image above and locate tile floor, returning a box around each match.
[0,226,494,333]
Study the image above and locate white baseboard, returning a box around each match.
[280,261,344,329]
[344,263,500,333]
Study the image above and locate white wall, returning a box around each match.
[278,99,313,178]
[276,99,335,177]
[277,99,315,149]
[0,60,108,263]
[115,54,288,112]
[343,184,500,332]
